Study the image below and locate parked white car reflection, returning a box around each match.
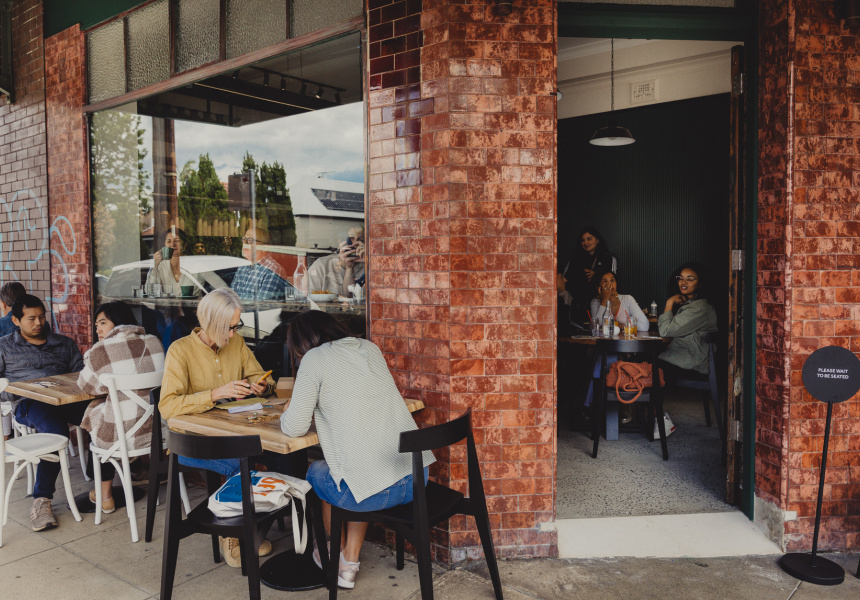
[103,255,289,338]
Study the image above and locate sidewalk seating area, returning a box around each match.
[2,458,860,599]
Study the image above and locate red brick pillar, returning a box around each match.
[367,0,557,560]
[45,26,93,349]
[0,0,51,303]
[757,0,860,552]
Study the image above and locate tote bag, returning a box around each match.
[208,470,311,553]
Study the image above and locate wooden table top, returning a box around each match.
[5,372,104,405]
[168,398,426,455]
[560,332,670,346]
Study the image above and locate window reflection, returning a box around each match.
[90,34,365,355]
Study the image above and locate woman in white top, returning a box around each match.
[583,272,650,412]
[146,229,202,296]
[280,310,434,589]
[589,272,649,332]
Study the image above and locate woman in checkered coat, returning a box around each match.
[77,301,165,513]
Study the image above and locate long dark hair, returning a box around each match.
[94,301,138,327]
[578,226,609,255]
[286,310,350,364]
[670,262,710,312]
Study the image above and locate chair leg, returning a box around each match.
[395,533,405,570]
[212,534,221,563]
[413,520,435,600]
[160,470,182,600]
[145,450,161,543]
[702,391,712,427]
[309,492,330,572]
[58,450,82,522]
[178,473,191,515]
[119,456,140,543]
[328,508,343,600]
[591,353,607,458]
[93,453,104,526]
[76,427,90,481]
[474,512,503,600]
[653,398,669,461]
[244,533,262,600]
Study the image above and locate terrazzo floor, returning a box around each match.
[557,390,734,519]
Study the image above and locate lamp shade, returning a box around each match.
[589,123,635,146]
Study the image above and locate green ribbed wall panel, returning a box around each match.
[558,93,731,328]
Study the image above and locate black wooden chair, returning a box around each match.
[592,338,669,460]
[160,431,296,600]
[675,332,725,440]
[326,409,503,600]
[144,386,191,543]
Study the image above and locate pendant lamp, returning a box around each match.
[590,39,635,147]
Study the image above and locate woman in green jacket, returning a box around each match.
[657,263,717,379]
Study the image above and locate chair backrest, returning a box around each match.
[399,409,488,507]
[399,409,471,453]
[99,371,164,457]
[166,429,262,461]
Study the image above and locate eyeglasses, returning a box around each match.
[242,237,257,244]
[675,276,698,282]
[228,320,245,333]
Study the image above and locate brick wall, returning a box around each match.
[367,0,558,560]
[44,26,93,349]
[0,0,51,305]
[758,0,860,552]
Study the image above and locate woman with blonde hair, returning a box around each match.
[159,288,297,566]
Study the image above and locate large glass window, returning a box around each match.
[90,33,365,370]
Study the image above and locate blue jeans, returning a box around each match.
[178,450,303,479]
[584,353,618,407]
[307,459,429,512]
[15,399,88,499]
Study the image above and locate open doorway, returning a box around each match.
[555,38,742,522]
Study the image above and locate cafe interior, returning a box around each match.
[554,38,741,526]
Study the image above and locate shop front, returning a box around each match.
[0,0,857,561]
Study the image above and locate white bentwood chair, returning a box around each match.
[1,378,82,547]
[92,371,163,543]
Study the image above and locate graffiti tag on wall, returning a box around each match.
[0,187,78,333]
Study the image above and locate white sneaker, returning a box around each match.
[653,411,676,439]
[338,552,360,589]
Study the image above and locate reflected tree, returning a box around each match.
[89,110,152,272]
[242,151,296,246]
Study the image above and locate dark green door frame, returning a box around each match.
[558,2,758,520]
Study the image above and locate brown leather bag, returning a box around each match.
[605,361,665,404]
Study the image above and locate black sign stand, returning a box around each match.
[779,346,860,586]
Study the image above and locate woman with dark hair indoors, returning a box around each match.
[559,226,618,325]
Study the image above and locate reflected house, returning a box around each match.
[289,177,364,250]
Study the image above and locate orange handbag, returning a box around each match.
[605,361,665,404]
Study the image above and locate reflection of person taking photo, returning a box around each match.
[306,226,365,298]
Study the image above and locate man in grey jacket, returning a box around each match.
[0,294,85,532]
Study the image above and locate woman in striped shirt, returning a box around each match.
[280,310,434,589]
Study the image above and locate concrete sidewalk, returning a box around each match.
[1,460,859,599]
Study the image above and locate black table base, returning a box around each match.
[74,486,146,513]
[779,553,844,586]
[260,548,326,591]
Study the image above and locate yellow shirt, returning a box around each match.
[159,327,268,421]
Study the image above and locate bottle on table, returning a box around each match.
[602,300,613,337]
[650,300,658,316]
[293,256,308,299]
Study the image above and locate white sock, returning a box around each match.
[340,551,359,566]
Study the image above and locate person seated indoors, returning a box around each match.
[657,262,718,381]
[77,301,165,514]
[582,273,650,422]
[159,288,301,567]
[230,226,295,301]
[558,226,617,325]
[306,226,366,298]
[0,295,85,532]
[280,310,435,590]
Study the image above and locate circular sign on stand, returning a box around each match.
[780,346,860,586]
[801,345,860,404]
